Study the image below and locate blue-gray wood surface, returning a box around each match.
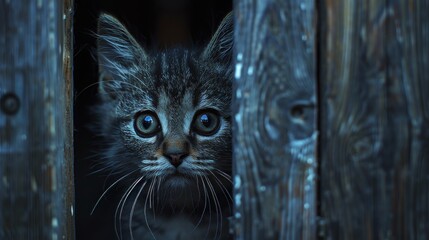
[320,0,429,239]
[233,1,317,239]
[0,0,74,239]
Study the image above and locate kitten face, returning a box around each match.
[95,14,233,207]
[114,52,232,187]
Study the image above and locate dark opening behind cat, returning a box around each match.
[94,12,233,240]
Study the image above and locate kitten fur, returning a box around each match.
[94,13,233,240]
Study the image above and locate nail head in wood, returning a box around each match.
[0,92,20,116]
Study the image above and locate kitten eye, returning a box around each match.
[192,109,220,136]
[134,111,161,137]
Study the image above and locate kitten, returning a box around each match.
[94,12,233,240]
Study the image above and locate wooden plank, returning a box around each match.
[233,1,317,239]
[0,0,75,239]
[319,0,429,238]
[63,0,75,238]
[388,1,429,238]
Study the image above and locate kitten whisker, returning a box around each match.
[115,176,143,240]
[178,167,207,176]
[194,176,208,232]
[210,171,233,213]
[129,180,147,240]
[212,168,234,206]
[152,177,159,217]
[121,177,144,239]
[149,177,157,209]
[195,175,202,208]
[88,161,131,176]
[91,170,137,215]
[203,176,214,240]
[155,176,163,218]
[189,159,215,164]
[144,178,157,240]
[205,175,222,240]
[141,159,159,164]
[74,81,102,100]
[214,169,233,184]
[194,166,214,171]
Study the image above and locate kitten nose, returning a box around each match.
[162,137,190,168]
[165,153,188,168]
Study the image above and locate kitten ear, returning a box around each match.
[97,13,147,98]
[202,12,233,63]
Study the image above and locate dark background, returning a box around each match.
[73,0,232,239]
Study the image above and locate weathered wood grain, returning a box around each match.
[0,0,75,239]
[389,1,429,238]
[233,1,317,239]
[320,0,429,239]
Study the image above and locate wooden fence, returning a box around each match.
[233,0,429,239]
[1,0,428,239]
[0,0,74,239]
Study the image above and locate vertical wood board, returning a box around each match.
[320,0,429,239]
[0,0,75,238]
[233,1,317,239]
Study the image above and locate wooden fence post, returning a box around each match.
[233,1,317,239]
[320,0,429,239]
[0,0,75,239]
